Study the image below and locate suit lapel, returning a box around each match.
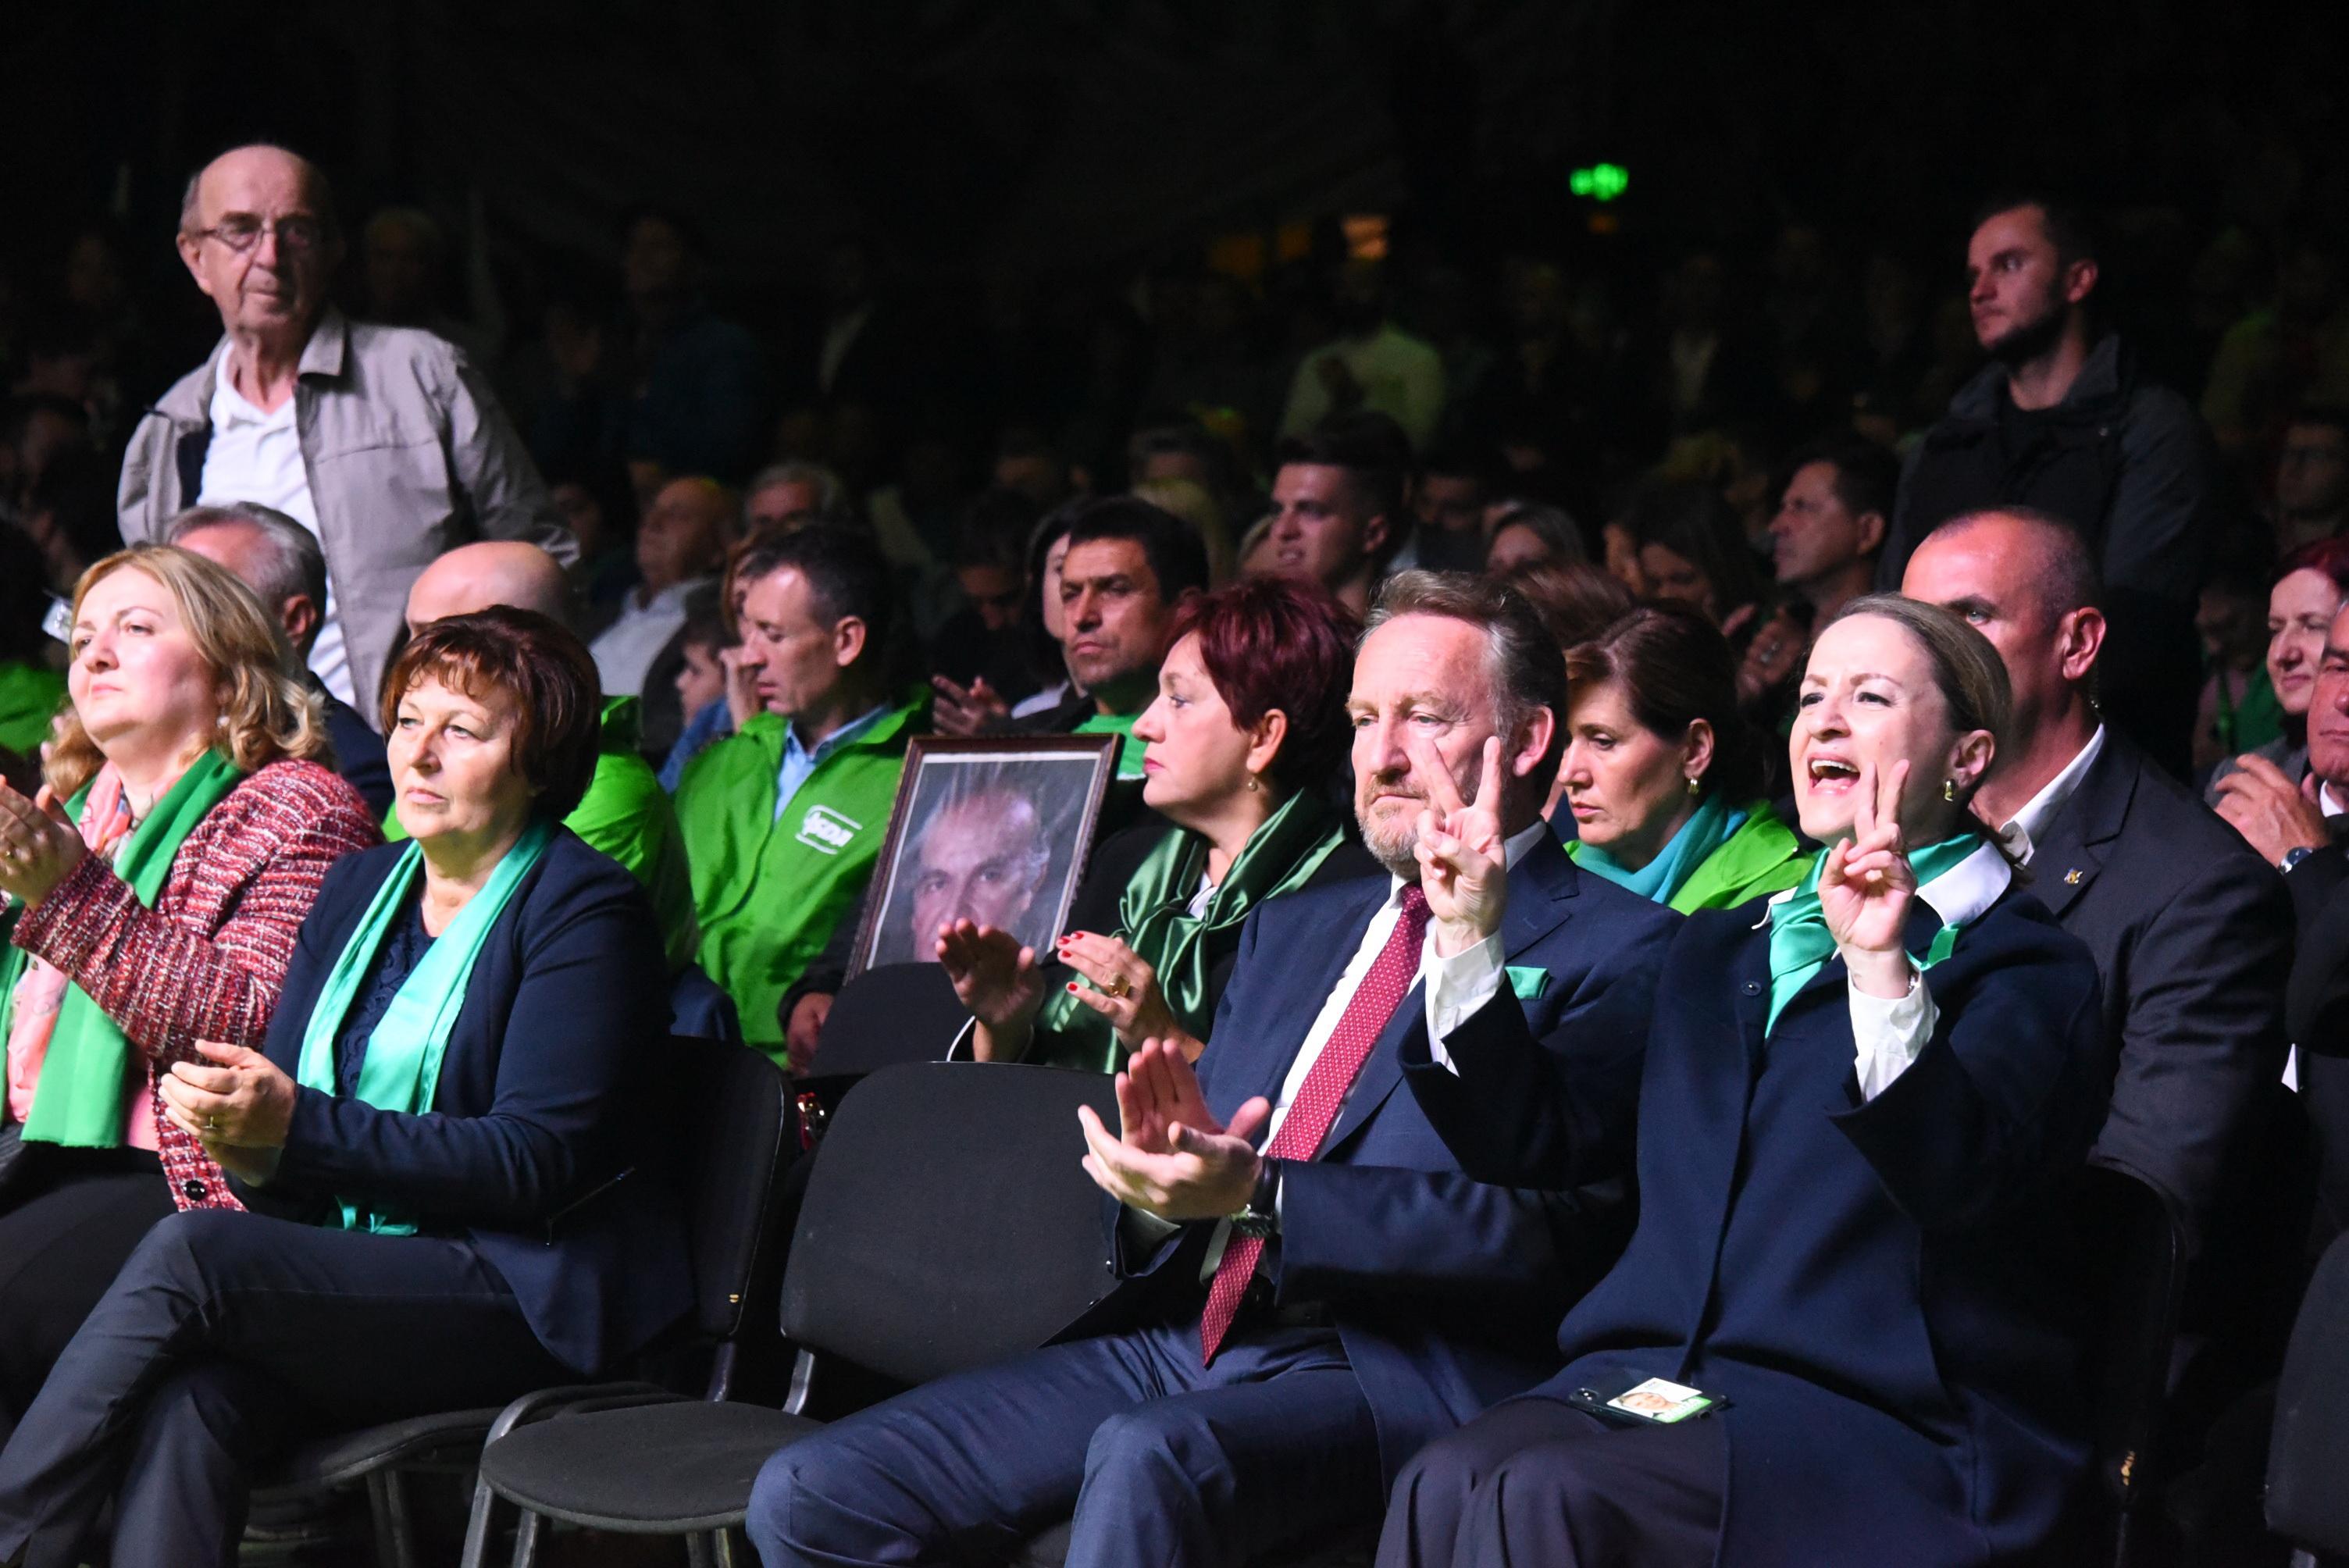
[1319,836,1581,1156]
[2025,736,2131,919]
[1497,832,1581,960]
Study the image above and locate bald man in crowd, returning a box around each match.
[119,143,571,727]
[1902,508,2290,1245]
[397,541,701,975]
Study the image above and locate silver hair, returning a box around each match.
[1363,568,1568,785]
[746,461,853,525]
[164,503,329,652]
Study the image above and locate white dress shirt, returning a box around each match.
[1998,725,2105,864]
[589,576,710,698]
[1171,820,1549,1278]
[199,374,351,704]
[1808,836,2014,1100]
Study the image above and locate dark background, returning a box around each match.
[9,0,2343,376]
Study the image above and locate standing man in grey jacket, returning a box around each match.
[117,144,572,725]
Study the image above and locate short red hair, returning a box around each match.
[2280,536,2349,600]
[1170,578,1360,793]
[382,608,603,821]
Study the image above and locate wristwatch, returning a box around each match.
[2283,846,2319,874]
[1228,1158,1282,1239]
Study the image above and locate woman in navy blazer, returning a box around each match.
[1384,596,2111,1568]
[0,609,688,1568]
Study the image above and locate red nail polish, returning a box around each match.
[1066,982,1078,992]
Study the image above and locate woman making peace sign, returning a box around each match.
[1387,595,2112,1568]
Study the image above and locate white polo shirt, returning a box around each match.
[199,372,353,705]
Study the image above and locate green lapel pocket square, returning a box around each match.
[1506,965,1551,1000]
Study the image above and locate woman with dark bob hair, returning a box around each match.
[1555,605,1809,911]
[0,609,688,1567]
[946,577,1373,1071]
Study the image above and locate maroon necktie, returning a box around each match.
[1199,886,1431,1364]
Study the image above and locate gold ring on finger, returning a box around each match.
[1103,975,1132,1000]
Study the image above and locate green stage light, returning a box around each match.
[1569,163,1629,202]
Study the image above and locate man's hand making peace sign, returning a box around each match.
[1407,732,1510,958]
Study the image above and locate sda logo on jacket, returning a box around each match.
[797,804,861,854]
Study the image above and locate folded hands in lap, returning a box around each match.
[159,1041,296,1186]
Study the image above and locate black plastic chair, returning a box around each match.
[2267,1227,2349,1563]
[2071,1163,2190,1568]
[249,1037,793,1568]
[807,960,970,1080]
[461,1061,1119,1566]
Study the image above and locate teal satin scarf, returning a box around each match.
[1569,790,1743,907]
[294,818,555,1232]
[1763,832,1984,1035]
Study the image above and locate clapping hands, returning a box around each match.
[1077,1040,1266,1221]
[936,920,1046,1060]
[0,779,84,908]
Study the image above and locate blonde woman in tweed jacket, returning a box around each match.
[0,543,377,1446]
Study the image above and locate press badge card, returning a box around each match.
[1606,1377,1720,1424]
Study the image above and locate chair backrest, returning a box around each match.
[807,961,971,1080]
[668,1036,797,1344]
[2269,1226,2349,1552]
[780,1062,1119,1387]
[2072,1164,2186,1516]
[668,963,743,1043]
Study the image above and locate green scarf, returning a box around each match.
[1073,711,1146,779]
[1666,804,1808,914]
[2,750,245,1147]
[294,818,554,1232]
[1569,791,1740,906]
[1763,832,1984,1036]
[1030,789,1346,1073]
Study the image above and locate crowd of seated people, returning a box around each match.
[5,134,2349,1565]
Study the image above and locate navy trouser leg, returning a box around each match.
[1065,1359,1378,1567]
[107,1361,296,1568]
[1378,1396,1609,1568]
[1450,1406,1724,1568]
[0,1209,568,1568]
[748,1322,1376,1568]
[749,1332,1165,1567]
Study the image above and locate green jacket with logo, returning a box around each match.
[675,696,925,1055]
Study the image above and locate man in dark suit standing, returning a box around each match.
[1902,508,2292,1248]
[746,572,1679,1567]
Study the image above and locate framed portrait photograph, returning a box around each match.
[847,736,1121,978]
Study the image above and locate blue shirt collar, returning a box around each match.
[785,700,893,768]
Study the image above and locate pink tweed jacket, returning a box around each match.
[9,757,381,1210]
